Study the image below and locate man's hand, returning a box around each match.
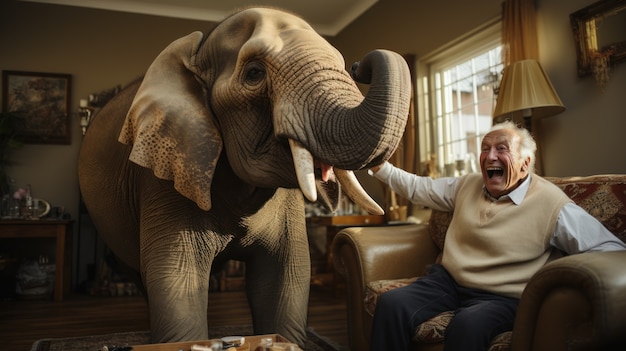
[369,164,383,175]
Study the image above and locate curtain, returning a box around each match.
[501,0,539,65]
[501,0,545,175]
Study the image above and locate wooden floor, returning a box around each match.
[0,284,350,351]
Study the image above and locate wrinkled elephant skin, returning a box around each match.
[77,7,411,347]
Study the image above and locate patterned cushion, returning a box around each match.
[364,277,417,316]
[413,311,454,343]
[413,311,511,350]
[489,331,513,351]
[366,277,512,348]
[364,175,625,350]
[427,209,452,263]
[427,209,452,251]
[545,175,626,243]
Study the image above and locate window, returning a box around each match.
[416,19,502,177]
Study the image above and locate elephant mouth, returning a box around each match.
[288,139,383,215]
[315,160,334,183]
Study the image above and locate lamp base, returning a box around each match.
[524,115,532,133]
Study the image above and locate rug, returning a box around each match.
[30,325,342,351]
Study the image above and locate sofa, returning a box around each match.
[332,174,626,351]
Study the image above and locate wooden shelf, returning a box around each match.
[307,214,385,227]
[0,219,73,301]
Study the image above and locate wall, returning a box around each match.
[0,0,213,287]
[327,0,503,205]
[1,0,624,286]
[327,0,502,71]
[1,1,211,220]
[328,0,626,177]
[537,0,626,176]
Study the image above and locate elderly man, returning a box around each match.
[368,121,625,351]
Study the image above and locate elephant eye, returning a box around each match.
[243,62,266,86]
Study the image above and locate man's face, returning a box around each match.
[479,128,530,198]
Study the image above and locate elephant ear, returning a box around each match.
[119,31,222,211]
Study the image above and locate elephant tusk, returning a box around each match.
[289,139,383,215]
[334,169,384,215]
[289,139,317,202]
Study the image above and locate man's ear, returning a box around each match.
[522,156,531,172]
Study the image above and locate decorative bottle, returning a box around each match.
[23,184,33,219]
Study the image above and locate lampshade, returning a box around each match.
[493,59,565,124]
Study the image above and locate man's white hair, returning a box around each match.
[488,121,537,173]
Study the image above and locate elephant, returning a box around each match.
[77,7,411,347]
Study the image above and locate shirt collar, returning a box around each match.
[483,175,531,205]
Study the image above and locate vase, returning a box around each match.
[1,194,20,219]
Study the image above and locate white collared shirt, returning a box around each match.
[373,162,626,253]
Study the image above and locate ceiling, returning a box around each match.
[20,0,378,36]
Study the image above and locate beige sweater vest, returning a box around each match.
[441,174,571,298]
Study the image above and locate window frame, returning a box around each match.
[416,18,502,177]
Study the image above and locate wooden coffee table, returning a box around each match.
[132,334,295,350]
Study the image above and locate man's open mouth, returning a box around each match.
[486,167,504,178]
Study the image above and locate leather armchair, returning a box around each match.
[332,174,626,351]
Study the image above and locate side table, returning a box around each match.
[307,215,386,289]
[0,219,73,301]
[307,214,386,267]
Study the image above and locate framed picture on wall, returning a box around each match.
[2,70,72,144]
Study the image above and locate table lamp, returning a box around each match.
[493,59,565,131]
[78,99,93,136]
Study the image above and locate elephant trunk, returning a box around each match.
[278,49,412,215]
[282,50,411,214]
[324,49,412,169]
[276,49,411,169]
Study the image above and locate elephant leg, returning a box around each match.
[246,239,310,346]
[141,228,225,343]
[242,189,311,347]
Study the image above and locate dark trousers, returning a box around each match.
[369,264,519,351]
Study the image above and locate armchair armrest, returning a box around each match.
[331,224,439,351]
[332,224,437,284]
[512,251,626,351]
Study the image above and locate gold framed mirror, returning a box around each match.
[570,0,626,77]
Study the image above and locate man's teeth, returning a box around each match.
[486,167,503,178]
